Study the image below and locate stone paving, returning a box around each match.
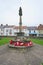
[0,43,43,65]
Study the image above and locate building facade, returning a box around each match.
[28,27,38,37]
[0,24,43,37]
[37,24,43,37]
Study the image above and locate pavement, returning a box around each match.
[0,43,43,65]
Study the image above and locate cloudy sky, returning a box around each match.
[0,0,43,26]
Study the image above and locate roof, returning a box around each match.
[27,26,38,30]
[0,24,15,28]
[4,25,15,28]
[0,24,43,30]
[0,25,27,29]
[14,26,27,29]
[38,24,43,30]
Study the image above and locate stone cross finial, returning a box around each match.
[19,7,22,16]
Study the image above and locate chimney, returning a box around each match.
[1,24,3,26]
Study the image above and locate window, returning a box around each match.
[9,29,12,34]
[29,30,31,33]
[39,34,43,37]
[6,29,8,32]
[1,33,3,35]
[34,30,35,33]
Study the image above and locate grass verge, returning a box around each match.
[0,37,12,46]
[41,63,43,65]
[29,38,43,45]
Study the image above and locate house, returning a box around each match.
[3,25,28,36]
[3,24,15,36]
[37,24,43,37]
[13,26,29,36]
[27,26,38,37]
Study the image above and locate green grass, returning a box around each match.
[0,37,12,46]
[29,38,43,45]
[41,63,43,65]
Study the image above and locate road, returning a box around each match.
[0,43,43,65]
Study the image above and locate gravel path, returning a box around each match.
[0,43,43,65]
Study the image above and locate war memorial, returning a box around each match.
[8,7,33,48]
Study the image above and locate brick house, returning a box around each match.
[37,24,43,37]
